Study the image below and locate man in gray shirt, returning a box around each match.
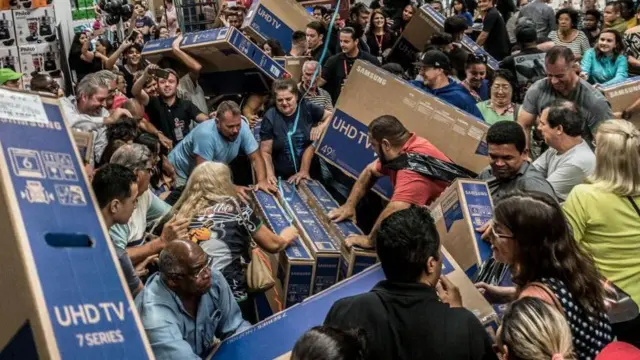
[533,101,595,201]
[518,0,556,39]
[477,121,557,202]
[518,46,613,149]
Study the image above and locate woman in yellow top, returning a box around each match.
[563,119,640,347]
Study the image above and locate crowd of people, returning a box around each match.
[3,0,640,358]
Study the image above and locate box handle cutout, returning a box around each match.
[45,233,94,248]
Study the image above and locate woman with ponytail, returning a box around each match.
[496,297,575,360]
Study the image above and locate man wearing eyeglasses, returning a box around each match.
[136,240,251,359]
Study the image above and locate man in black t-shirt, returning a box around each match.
[476,0,510,60]
[321,27,381,104]
[306,21,333,65]
[132,64,208,147]
[499,19,546,103]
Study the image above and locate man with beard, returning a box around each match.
[329,115,452,249]
[133,64,208,147]
[168,101,275,198]
[477,121,557,202]
[136,240,251,359]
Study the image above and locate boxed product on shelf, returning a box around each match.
[0,45,20,72]
[0,10,17,47]
[13,5,57,46]
[10,0,50,10]
[18,42,61,78]
[298,180,377,280]
[278,181,341,294]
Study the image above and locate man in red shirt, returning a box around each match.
[329,115,452,249]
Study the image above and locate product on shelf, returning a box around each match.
[13,5,57,46]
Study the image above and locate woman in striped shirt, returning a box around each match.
[549,8,591,60]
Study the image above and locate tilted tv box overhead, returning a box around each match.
[0,90,153,359]
[142,27,289,95]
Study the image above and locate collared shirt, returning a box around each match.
[477,162,558,202]
[145,96,204,144]
[136,271,251,360]
[477,100,518,125]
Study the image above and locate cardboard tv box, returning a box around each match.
[0,89,153,358]
[252,189,315,310]
[142,27,289,95]
[0,45,20,73]
[278,182,342,294]
[388,5,498,70]
[298,180,377,280]
[241,0,313,52]
[601,76,640,129]
[13,6,57,46]
[430,179,494,279]
[315,60,490,199]
[211,253,498,359]
[275,56,310,83]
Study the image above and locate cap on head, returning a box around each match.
[416,50,452,72]
[0,68,23,85]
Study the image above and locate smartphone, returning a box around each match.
[128,29,141,41]
[153,68,171,79]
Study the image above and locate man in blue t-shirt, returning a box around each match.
[168,101,276,199]
[410,50,485,120]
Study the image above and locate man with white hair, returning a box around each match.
[110,143,189,266]
[298,60,333,111]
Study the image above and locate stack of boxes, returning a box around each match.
[0,3,61,90]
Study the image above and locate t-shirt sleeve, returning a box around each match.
[147,192,171,223]
[116,247,141,295]
[522,81,541,115]
[589,96,614,131]
[240,122,259,155]
[109,224,130,250]
[545,164,589,201]
[391,169,443,205]
[259,111,276,141]
[532,152,549,175]
[192,124,215,160]
[322,57,335,80]
[482,11,498,33]
[522,176,558,202]
[188,100,204,119]
[307,102,326,125]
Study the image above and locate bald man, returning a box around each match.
[135,240,250,359]
[30,73,63,97]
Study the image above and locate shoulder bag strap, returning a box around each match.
[628,196,640,217]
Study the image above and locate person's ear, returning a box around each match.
[109,199,120,215]
[426,255,439,275]
[381,139,392,151]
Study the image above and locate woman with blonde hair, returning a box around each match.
[168,161,298,322]
[496,297,575,360]
[563,119,640,347]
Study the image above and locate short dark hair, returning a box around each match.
[546,46,575,65]
[272,78,298,95]
[307,21,327,37]
[339,26,358,41]
[312,5,328,16]
[135,132,160,155]
[466,53,488,68]
[350,2,369,17]
[444,16,468,35]
[291,326,367,360]
[545,101,584,137]
[376,207,440,283]
[606,1,621,13]
[555,8,580,28]
[491,69,517,102]
[92,163,137,209]
[487,121,527,153]
[292,30,306,44]
[430,32,453,47]
[585,9,602,22]
[107,118,140,143]
[30,73,53,92]
[368,115,409,147]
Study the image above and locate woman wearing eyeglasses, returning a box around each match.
[477,69,519,124]
[563,120,640,347]
[476,191,613,359]
[166,161,299,323]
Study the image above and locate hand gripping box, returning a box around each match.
[211,254,498,359]
[278,181,341,294]
[298,180,377,280]
[430,179,494,279]
[141,27,289,95]
[601,76,640,129]
[0,90,153,358]
[315,60,490,199]
[388,5,498,71]
[252,189,315,309]
[241,0,314,52]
